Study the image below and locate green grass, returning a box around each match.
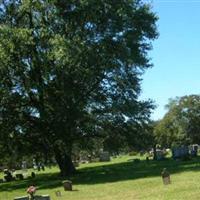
[1,155,200,200]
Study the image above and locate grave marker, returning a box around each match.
[99,152,110,162]
[55,190,62,197]
[161,168,171,185]
[63,180,72,191]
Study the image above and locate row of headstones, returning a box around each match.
[14,181,72,200]
[14,195,50,200]
[172,145,198,159]
[79,152,111,164]
[2,170,36,182]
[153,145,198,160]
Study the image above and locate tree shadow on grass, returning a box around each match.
[1,156,200,192]
[72,157,200,185]
[0,172,64,192]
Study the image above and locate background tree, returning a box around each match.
[0,0,158,176]
[154,95,200,147]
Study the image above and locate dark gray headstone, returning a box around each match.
[99,152,110,162]
[63,180,72,191]
[35,195,51,200]
[172,146,189,159]
[156,150,164,160]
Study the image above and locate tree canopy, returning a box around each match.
[0,0,158,175]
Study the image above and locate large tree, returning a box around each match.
[155,95,200,147]
[0,0,158,176]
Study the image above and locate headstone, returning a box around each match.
[34,195,51,200]
[161,168,171,185]
[91,158,99,162]
[63,180,72,191]
[40,163,45,171]
[190,144,198,156]
[55,190,62,197]
[87,155,93,163]
[22,161,27,170]
[33,164,38,170]
[40,195,51,200]
[4,169,13,182]
[99,152,110,162]
[163,176,171,185]
[156,149,164,160]
[15,173,24,180]
[193,144,198,152]
[14,196,29,200]
[172,146,189,159]
[31,172,36,178]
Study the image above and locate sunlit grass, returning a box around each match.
[1,155,200,200]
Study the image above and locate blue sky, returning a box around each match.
[141,0,200,120]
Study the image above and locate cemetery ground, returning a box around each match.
[1,156,200,200]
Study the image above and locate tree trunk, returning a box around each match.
[54,148,76,177]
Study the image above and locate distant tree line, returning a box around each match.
[154,95,200,148]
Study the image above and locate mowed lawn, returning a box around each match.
[1,155,200,200]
